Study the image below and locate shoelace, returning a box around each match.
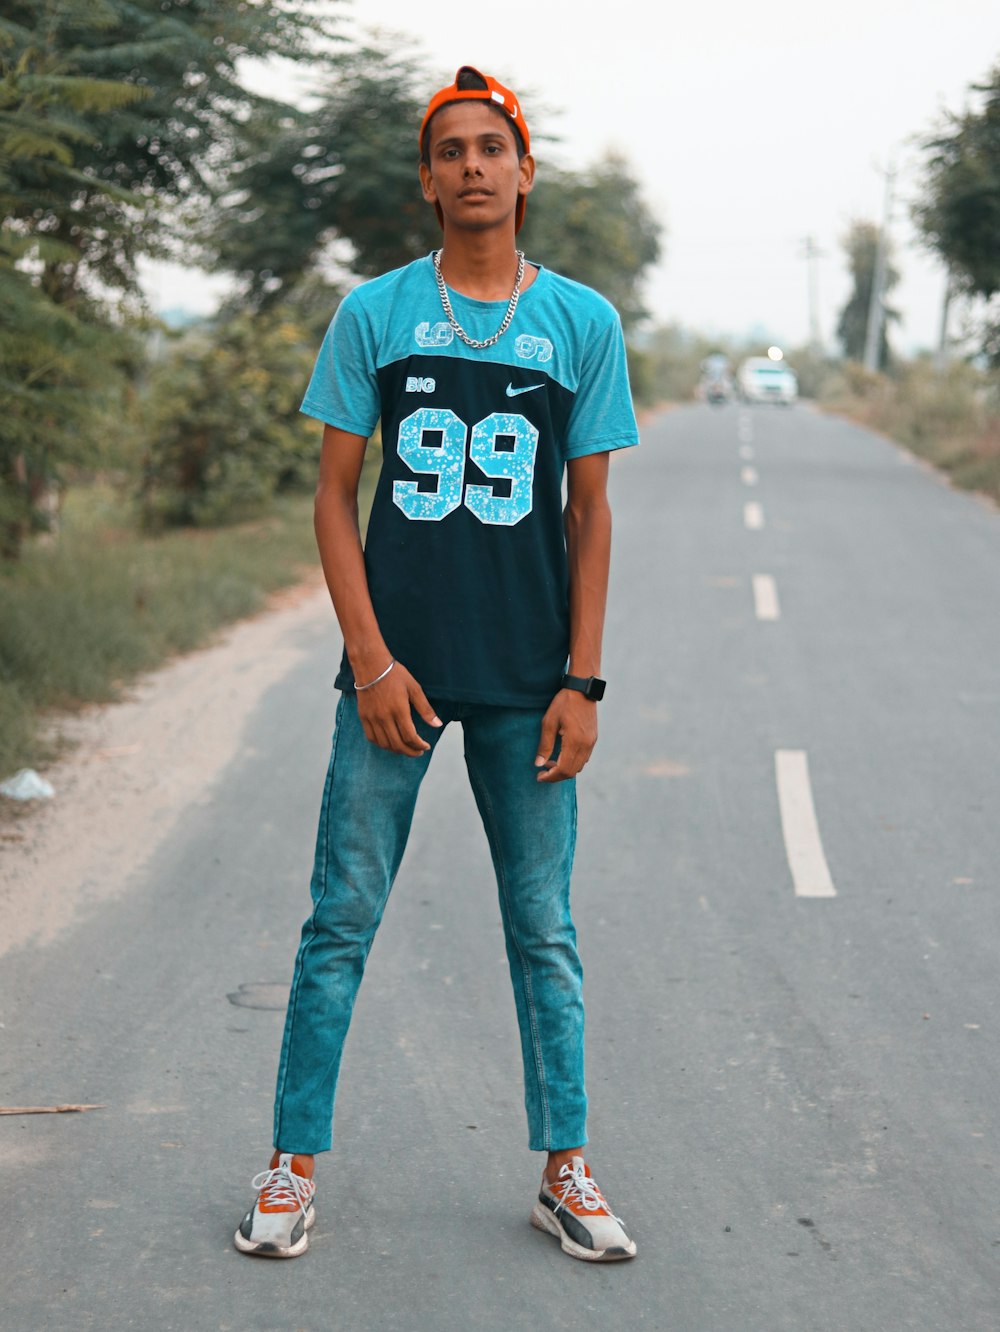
[251,1162,313,1215]
[550,1162,624,1225]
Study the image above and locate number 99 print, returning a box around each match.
[392,406,539,527]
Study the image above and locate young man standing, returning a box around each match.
[235,65,639,1263]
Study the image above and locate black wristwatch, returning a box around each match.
[560,673,606,702]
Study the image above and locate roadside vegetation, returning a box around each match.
[815,360,1000,505]
[812,61,1000,508]
[0,488,325,777]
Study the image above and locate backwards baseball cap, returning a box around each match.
[419,66,531,232]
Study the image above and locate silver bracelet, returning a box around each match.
[354,659,395,692]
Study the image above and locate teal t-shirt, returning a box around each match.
[301,254,639,707]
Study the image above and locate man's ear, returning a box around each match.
[419,160,437,206]
[518,152,536,199]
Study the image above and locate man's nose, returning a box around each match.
[463,153,484,176]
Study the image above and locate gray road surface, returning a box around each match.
[2,403,1000,1331]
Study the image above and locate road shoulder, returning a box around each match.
[0,572,336,959]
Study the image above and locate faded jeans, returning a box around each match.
[272,692,587,1154]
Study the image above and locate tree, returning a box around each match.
[2,0,334,305]
[0,7,147,554]
[917,61,1000,361]
[836,220,899,368]
[518,153,662,331]
[0,0,335,552]
[205,42,442,306]
[0,254,135,556]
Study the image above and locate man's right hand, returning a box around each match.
[355,661,442,756]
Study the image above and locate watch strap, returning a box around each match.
[560,673,606,701]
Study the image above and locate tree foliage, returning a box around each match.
[918,62,1000,300]
[205,43,440,304]
[836,220,899,368]
[917,61,1000,361]
[0,0,333,553]
[0,254,135,555]
[2,0,333,302]
[519,153,662,331]
[139,310,322,528]
[0,7,145,553]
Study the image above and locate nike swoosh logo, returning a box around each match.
[505,382,544,397]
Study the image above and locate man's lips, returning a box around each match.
[458,186,493,199]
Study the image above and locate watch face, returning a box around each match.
[587,677,606,701]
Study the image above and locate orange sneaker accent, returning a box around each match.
[268,1151,314,1181]
[257,1154,315,1214]
[546,1161,613,1216]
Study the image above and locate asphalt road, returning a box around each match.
[2,402,1000,1331]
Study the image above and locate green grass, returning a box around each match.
[0,475,374,779]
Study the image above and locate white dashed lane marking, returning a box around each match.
[774,750,837,898]
[744,502,764,530]
[741,465,759,486]
[752,574,780,620]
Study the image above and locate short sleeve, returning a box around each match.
[563,312,640,459]
[300,291,380,437]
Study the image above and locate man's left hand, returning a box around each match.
[534,690,598,783]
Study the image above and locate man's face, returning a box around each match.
[419,102,534,234]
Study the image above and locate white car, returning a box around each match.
[737,357,798,405]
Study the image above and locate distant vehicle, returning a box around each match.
[736,357,798,405]
[699,353,733,405]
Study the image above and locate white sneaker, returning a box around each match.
[234,1153,316,1258]
[530,1156,637,1261]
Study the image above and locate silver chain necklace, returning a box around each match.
[432,249,525,350]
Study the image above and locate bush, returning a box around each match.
[779,345,842,400]
[818,357,1000,503]
[140,310,322,528]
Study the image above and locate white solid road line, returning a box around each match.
[774,750,837,898]
[741,465,759,486]
[744,501,764,530]
[753,573,780,620]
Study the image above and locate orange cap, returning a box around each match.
[419,66,530,232]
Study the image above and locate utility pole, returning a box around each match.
[799,235,824,353]
[863,159,897,372]
[934,271,953,372]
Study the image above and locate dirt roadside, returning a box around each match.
[0,571,336,960]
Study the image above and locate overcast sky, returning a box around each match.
[143,0,1000,354]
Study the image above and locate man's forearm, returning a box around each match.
[564,494,611,677]
[314,486,392,683]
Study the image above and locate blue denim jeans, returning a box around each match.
[273,693,587,1154]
